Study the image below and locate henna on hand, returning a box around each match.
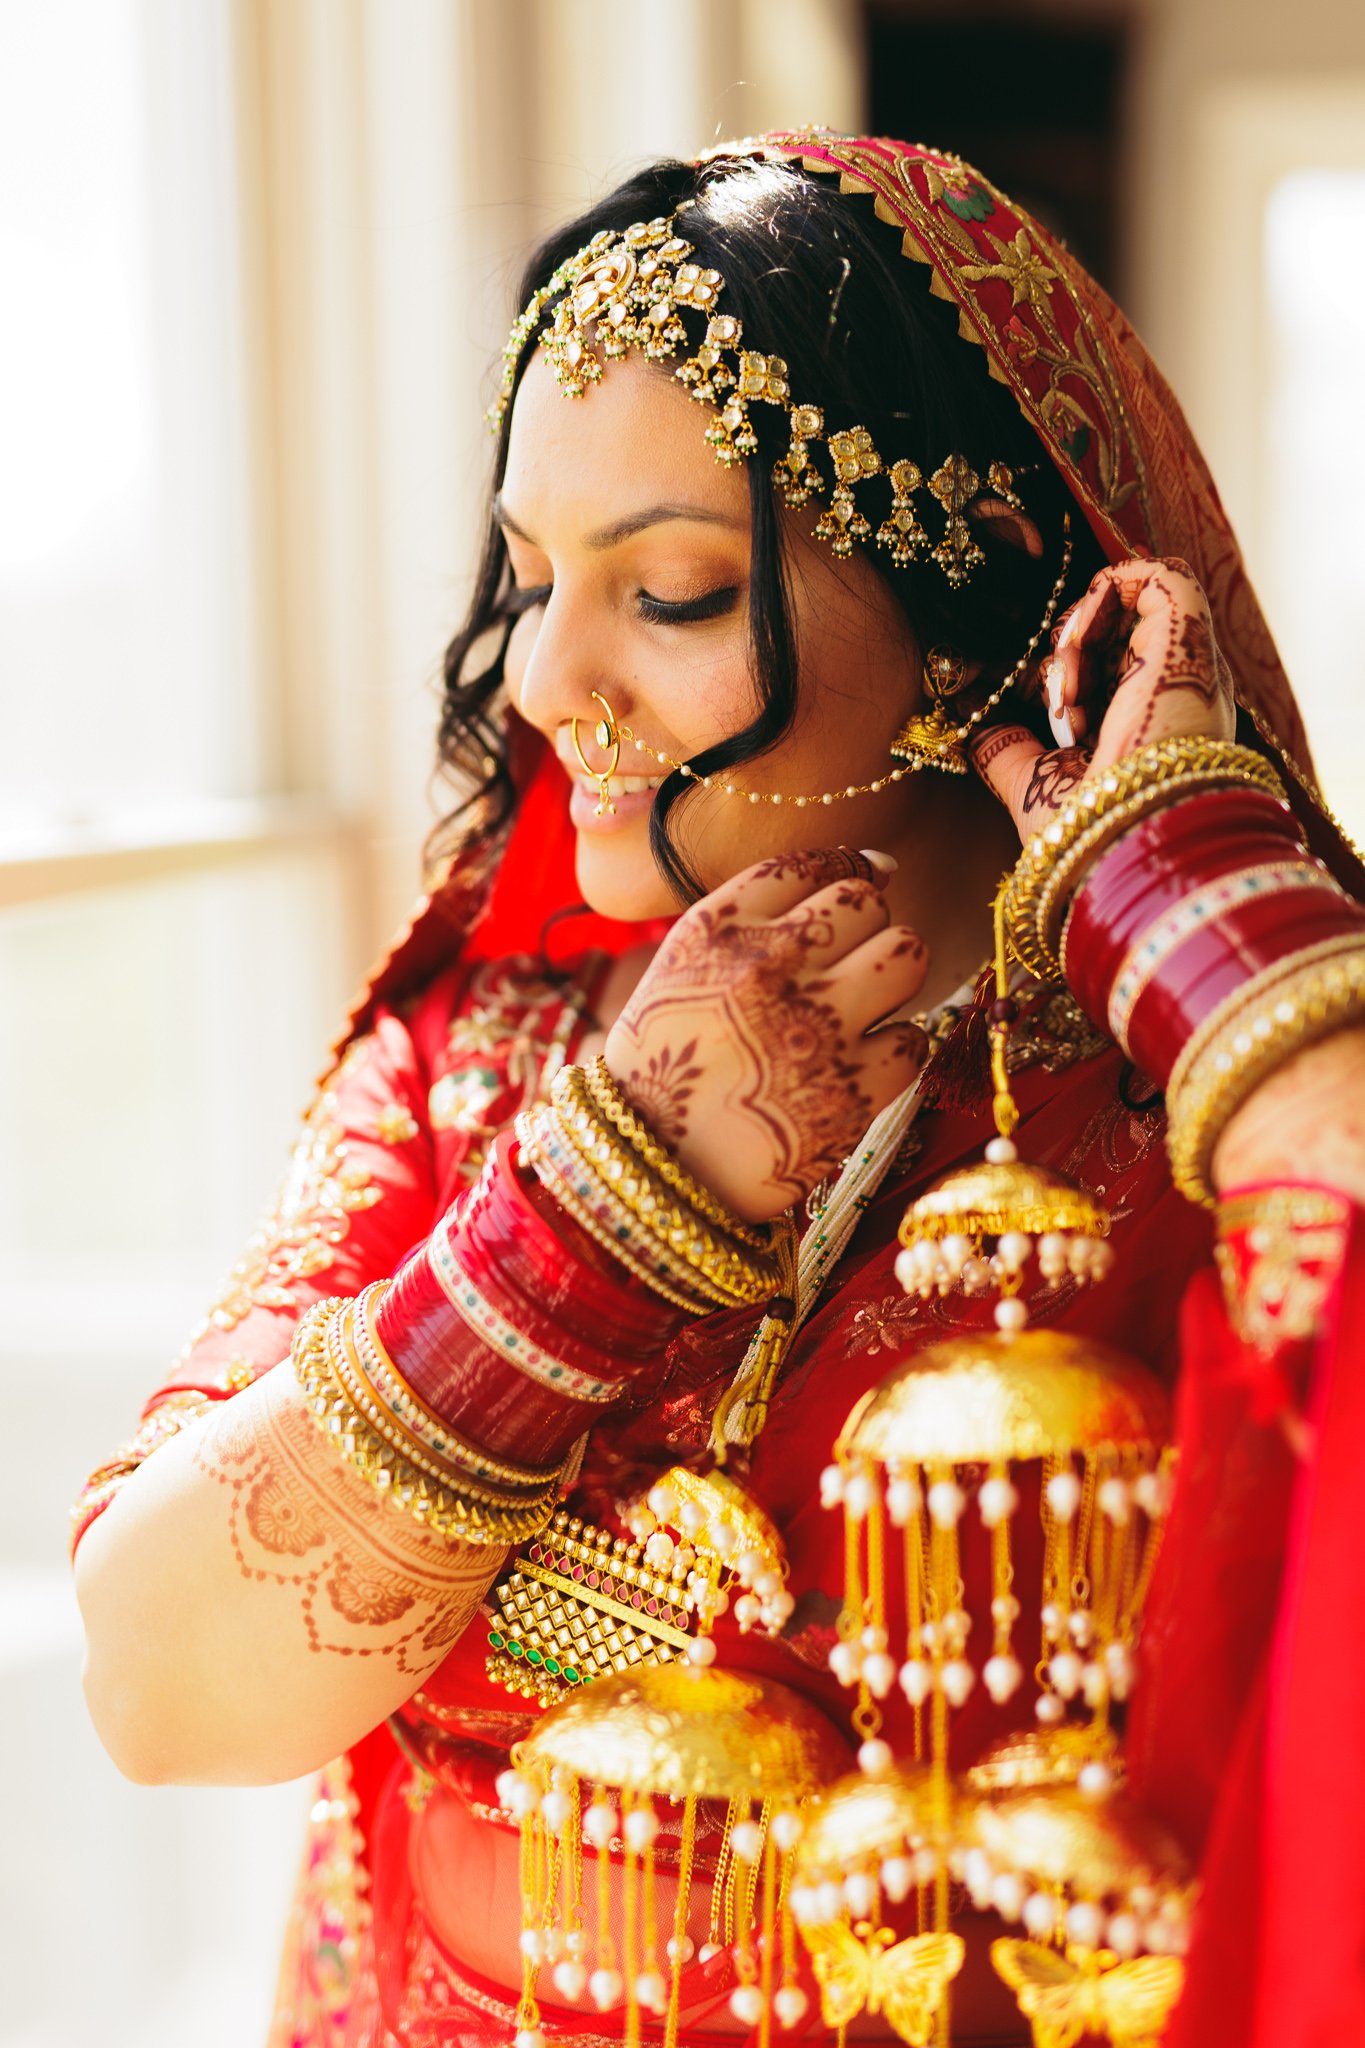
[1021,744,1094,814]
[973,556,1239,844]
[606,846,927,1219]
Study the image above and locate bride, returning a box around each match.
[72,133,1365,2047]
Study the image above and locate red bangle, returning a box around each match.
[374,1132,685,1463]
[1060,783,1365,1086]
[1062,789,1302,1025]
[1122,884,1362,1083]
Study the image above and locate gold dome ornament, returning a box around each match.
[790,1764,965,2047]
[627,1464,794,1639]
[500,1663,850,2048]
[959,1776,1196,2048]
[895,891,1113,1332]
[823,1329,1173,1774]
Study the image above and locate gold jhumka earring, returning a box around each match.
[890,516,1074,776]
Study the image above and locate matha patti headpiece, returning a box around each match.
[492,214,1030,589]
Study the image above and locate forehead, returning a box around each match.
[502,348,748,533]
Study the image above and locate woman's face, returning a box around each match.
[499,348,924,922]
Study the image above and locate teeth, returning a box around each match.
[580,774,664,795]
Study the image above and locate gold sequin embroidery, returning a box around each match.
[375,1101,420,1145]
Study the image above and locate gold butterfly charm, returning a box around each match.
[804,1921,965,2047]
[991,1938,1186,2048]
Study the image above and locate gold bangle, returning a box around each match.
[550,1073,777,1303]
[528,1104,729,1308]
[548,1087,762,1299]
[1166,948,1365,1206]
[293,1300,564,1544]
[346,1284,561,1491]
[580,1054,771,1250]
[325,1301,554,1506]
[517,1109,715,1316]
[1165,930,1365,1108]
[1002,740,1287,984]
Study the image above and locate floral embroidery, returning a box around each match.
[268,1756,380,2048]
[1003,314,1041,367]
[1006,989,1111,1076]
[847,1294,925,1357]
[962,225,1059,316]
[196,1040,384,1337]
[1215,1186,1350,1354]
[428,956,596,1185]
[924,159,994,222]
[374,1100,419,1145]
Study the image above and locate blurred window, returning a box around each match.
[1,7,345,2043]
[1262,169,1365,830]
[0,0,269,831]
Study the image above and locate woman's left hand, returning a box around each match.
[968,554,1237,840]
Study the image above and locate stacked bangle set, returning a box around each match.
[1003,738,1365,1206]
[293,1057,777,1542]
[517,1057,780,1317]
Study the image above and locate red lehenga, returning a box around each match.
[71,134,1365,2047]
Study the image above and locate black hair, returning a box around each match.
[433,154,1103,900]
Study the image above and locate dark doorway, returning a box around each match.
[862,5,1130,294]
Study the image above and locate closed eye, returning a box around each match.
[637,584,740,625]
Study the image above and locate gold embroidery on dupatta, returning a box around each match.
[1214,1186,1350,1352]
[1006,988,1111,1076]
[374,1100,420,1145]
[773,137,1152,535]
[197,1039,384,1337]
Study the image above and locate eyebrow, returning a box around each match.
[493,493,746,551]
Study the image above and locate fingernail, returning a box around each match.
[1051,709,1077,747]
[859,849,899,874]
[1058,609,1083,650]
[1043,657,1064,714]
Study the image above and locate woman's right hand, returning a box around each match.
[604,847,930,1223]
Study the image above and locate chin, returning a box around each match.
[574,829,681,925]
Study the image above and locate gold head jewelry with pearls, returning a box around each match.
[492,213,1037,592]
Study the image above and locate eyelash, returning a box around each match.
[636,584,740,625]
[506,581,739,628]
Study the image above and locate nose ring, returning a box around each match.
[570,690,621,816]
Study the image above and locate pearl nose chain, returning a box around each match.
[568,521,1073,815]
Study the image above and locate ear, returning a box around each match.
[969,496,1045,559]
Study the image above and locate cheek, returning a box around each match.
[653,633,760,754]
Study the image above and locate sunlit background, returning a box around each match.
[3,2,1364,2043]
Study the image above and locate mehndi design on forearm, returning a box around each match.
[193,1383,498,1668]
